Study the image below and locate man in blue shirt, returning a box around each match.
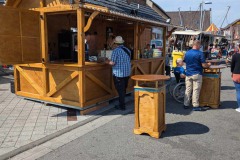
[184,40,211,111]
[106,36,131,110]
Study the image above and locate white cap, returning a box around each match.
[114,36,125,44]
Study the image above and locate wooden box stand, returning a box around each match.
[199,73,221,108]
[131,75,169,138]
[199,65,225,108]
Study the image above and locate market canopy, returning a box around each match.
[206,23,219,32]
[172,30,202,36]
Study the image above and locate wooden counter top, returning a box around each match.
[206,59,225,63]
[209,65,226,69]
[131,75,170,81]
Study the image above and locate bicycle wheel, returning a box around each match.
[173,82,186,103]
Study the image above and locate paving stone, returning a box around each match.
[20,131,33,136]
[24,123,36,127]
[35,122,47,127]
[31,134,46,141]
[0,147,16,155]
[10,126,24,132]
[4,136,19,142]
[32,130,45,135]
[1,141,16,148]
[17,135,31,141]
[7,131,21,137]
[45,125,57,130]
[15,140,33,148]
[7,116,18,120]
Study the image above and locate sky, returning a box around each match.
[152,0,240,28]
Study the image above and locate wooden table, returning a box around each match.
[131,75,170,138]
[206,59,225,65]
[200,65,226,108]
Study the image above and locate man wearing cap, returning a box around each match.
[105,36,131,110]
[184,40,211,111]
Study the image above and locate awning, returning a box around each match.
[206,23,219,32]
[172,30,202,36]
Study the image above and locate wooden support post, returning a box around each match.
[134,22,139,60]
[77,9,85,66]
[42,66,49,96]
[162,27,167,58]
[40,12,49,96]
[77,9,85,107]
[14,67,20,92]
[40,0,46,8]
[40,12,48,62]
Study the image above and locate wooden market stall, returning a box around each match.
[0,0,170,113]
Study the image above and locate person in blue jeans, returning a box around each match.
[231,51,240,112]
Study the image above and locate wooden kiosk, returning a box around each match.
[131,75,170,138]
[200,65,226,108]
[0,0,170,113]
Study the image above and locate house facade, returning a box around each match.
[221,19,240,44]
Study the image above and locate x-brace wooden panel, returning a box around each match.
[16,66,43,95]
[47,71,79,97]
[86,72,113,94]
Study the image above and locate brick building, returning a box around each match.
[167,10,211,31]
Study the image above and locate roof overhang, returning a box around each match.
[172,30,202,36]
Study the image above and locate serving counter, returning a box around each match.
[13,57,165,113]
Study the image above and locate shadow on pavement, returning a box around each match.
[161,121,209,138]
[165,94,192,116]
[219,101,237,109]
[0,75,13,85]
[221,86,235,90]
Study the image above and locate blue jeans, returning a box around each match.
[234,81,240,107]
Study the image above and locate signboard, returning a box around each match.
[127,0,146,5]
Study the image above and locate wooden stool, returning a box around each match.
[131,75,170,138]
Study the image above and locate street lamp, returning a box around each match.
[199,1,212,31]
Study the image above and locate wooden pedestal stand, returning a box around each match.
[200,65,226,108]
[131,75,170,138]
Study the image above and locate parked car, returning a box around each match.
[150,39,163,50]
[150,39,163,58]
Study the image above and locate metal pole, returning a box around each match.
[202,9,206,31]
[178,7,183,26]
[199,2,202,31]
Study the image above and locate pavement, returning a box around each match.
[0,73,134,160]
[1,65,240,160]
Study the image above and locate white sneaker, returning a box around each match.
[235,108,240,112]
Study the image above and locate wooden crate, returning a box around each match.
[199,73,221,108]
[134,86,166,138]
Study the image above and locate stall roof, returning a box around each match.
[172,30,202,36]
[83,0,167,24]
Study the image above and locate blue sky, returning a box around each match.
[152,0,240,28]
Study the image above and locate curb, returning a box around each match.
[0,98,134,160]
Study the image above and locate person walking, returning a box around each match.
[184,40,211,111]
[105,36,131,110]
[231,51,240,112]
